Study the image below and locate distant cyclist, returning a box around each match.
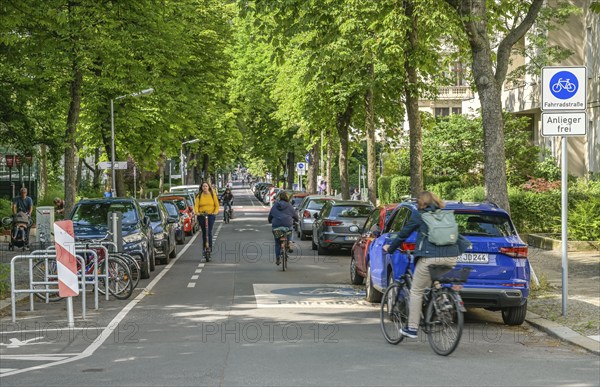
[267,192,298,265]
[220,188,234,219]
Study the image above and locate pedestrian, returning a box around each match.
[104,188,112,198]
[12,187,34,246]
[382,191,471,339]
[351,188,361,201]
[53,197,65,219]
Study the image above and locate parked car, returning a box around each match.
[312,200,374,254]
[139,200,177,264]
[161,200,186,245]
[170,190,199,233]
[158,194,196,236]
[289,192,309,209]
[69,197,155,279]
[350,204,397,285]
[295,195,333,240]
[366,200,531,325]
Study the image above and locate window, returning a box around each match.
[455,213,515,237]
[387,207,411,233]
[435,107,450,118]
[452,107,462,115]
[307,199,331,210]
[330,205,373,218]
[362,209,381,233]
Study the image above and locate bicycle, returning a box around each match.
[223,202,233,224]
[198,212,212,262]
[380,252,471,356]
[551,78,576,93]
[273,226,292,271]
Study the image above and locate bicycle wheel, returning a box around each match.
[281,250,287,271]
[113,253,141,290]
[99,258,134,300]
[32,259,63,302]
[425,288,464,356]
[380,282,409,345]
[224,210,229,223]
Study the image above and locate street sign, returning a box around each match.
[541,112,587,137]
[305,154,310,163]
[541,66,587,111]
[296,162,306,175]
[98,161,128,170]
[297,162,305,170]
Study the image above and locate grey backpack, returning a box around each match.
[421,209,458,246]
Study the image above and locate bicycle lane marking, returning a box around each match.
[0,232,200,379]
[186,222,222,288]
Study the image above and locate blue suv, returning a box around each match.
[69,197,155,279]
[365,200,530,325]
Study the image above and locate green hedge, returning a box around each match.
[390,176,411,203]
[378,176,393,204]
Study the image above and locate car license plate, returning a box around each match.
[345,236,358,241]
[458,253,489,264]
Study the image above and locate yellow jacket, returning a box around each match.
[194,191,219,215]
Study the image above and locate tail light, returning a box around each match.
[500,246,528,258]
[401,242,416,251]
[323,220,343,227]
[303,210,311,218]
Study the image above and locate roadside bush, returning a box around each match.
[450,186,486,203]
[427,181,463,200]
[378,176,393,204]
[390,176,411,203]
[568,195,600,241]
[533,150,561,181]
[0,264,9,299]
[507,187,561,234]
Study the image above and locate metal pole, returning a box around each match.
[133,163,137,199]
[180,145,184,185]
[561,137,568,316]
[169,159,172,189]
[66,297,74,328]
[110,98,116,197]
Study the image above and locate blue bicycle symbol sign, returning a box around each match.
[550,71,578,100]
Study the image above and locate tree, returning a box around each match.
[443,0,544,213]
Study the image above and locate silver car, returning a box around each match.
[311,200,374,254]
[295,195,333,240]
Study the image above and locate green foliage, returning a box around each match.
[0,264,9,299]
[0,199,12,229]
[507,187,561,234]
[427,181,463,200]
[378,176,393,204]
[450,186,486,203]
[568,196,600,241]
[533,150,561,180]
[389,176,411,203]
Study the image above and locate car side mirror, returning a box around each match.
[167,217,177,224]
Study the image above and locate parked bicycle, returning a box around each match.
[273,226,292,271]
[380,249,471,356]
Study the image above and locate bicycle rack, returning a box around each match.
[10,254,87,324]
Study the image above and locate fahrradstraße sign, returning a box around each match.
[541,66,587,111]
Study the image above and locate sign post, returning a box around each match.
[54,220,79,328]
[541,66,587,317]
[296,162,306,191]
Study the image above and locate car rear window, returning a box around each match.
[141,205,161,222]
[161,198,186,211]
[307,199,330,210]
[162,202,179,217]
[330,205,373,218]
[72,202,138,225]
[455,213,516,237]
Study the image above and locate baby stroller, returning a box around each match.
[3,212,32,251]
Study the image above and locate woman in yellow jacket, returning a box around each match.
[194,182,220,257]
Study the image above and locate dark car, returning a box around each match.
[367,200,531,325]
[158,195,196,236]
[350,204,397,285]
[69,197,155,279]
[162,200,186,245]
[295,195,333,240]
[139,200,177,265]
[311,200,374,254]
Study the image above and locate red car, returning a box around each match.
[350,204,397,285]
[158,195,196,236]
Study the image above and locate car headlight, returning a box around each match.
[123,231,144,250]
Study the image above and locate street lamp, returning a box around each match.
[181,138,200,184]
[110,88,154,196]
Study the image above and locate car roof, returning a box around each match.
[328,200,373,206]
[77,197,136,204]
[395,200,509,215]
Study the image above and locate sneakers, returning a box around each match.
[400,327,418,338]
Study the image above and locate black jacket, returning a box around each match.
[387,204,471,258]
[268,201,299,229]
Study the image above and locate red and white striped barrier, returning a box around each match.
[54,220,79,297]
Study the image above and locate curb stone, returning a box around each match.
[526,312,600,356]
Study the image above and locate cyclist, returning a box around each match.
[383,191,470,339]
[194,182,220,254]
[220,188,234,220]
[267,191,298,265]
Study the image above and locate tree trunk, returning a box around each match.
[405,0,423,197]
[92,147,101,190]
[158,153,165,194]
[39,144,48,200]
[64,66,82,216]
[307,139,319,194]
[286,151,295,189]
[337,103,353,200]
[326,139,333,195]
[365,66,377,205]
[76,156,83,191]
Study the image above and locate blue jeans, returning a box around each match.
[273,228,291,258]
[198,214,216,250]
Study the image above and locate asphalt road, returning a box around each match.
[1,184,599,386]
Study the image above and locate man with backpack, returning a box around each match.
[383,191,470,339]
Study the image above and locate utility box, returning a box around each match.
[36,206,55,245]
